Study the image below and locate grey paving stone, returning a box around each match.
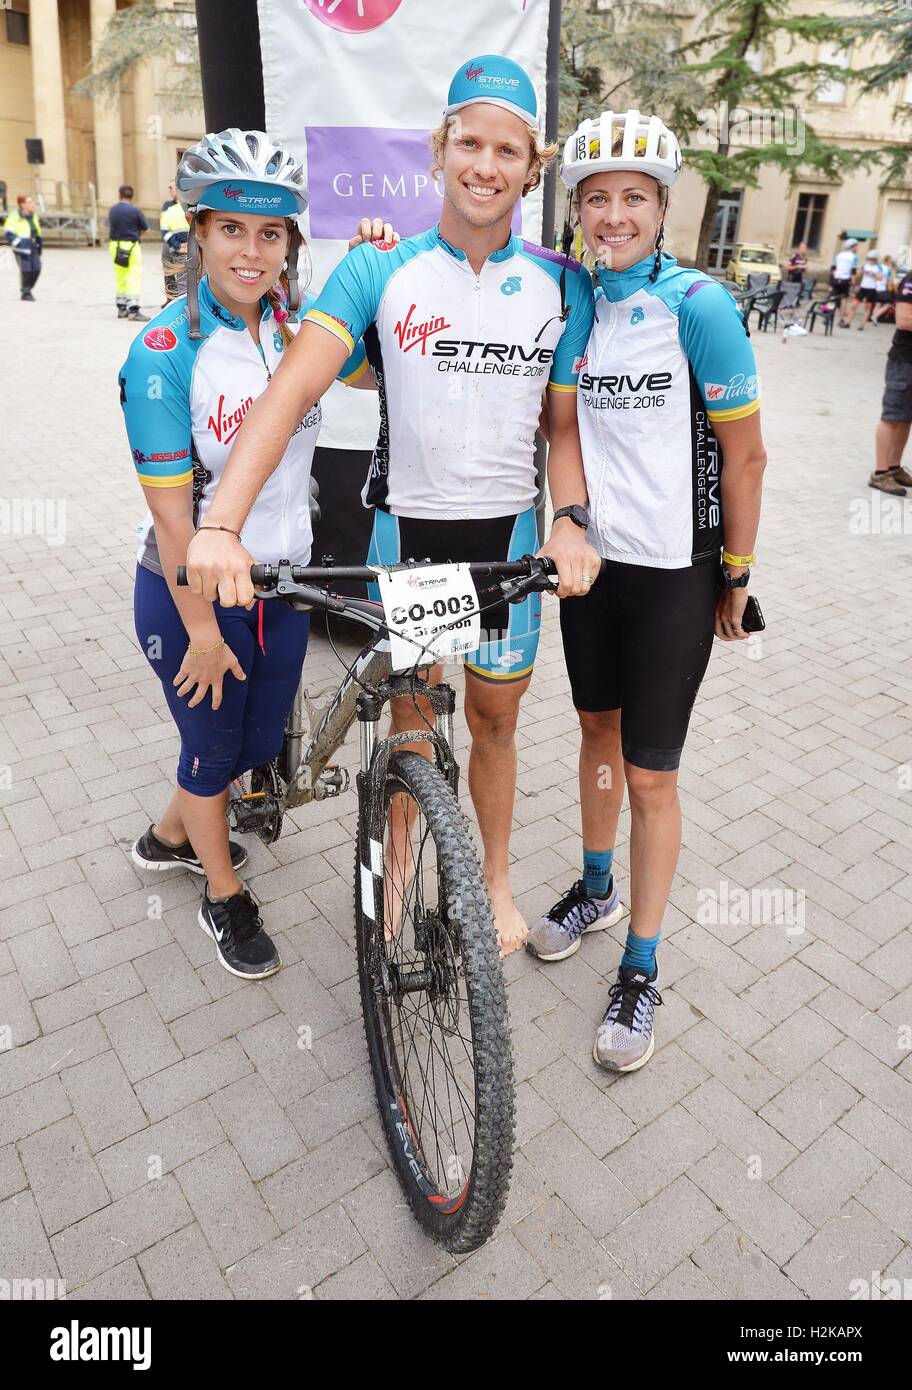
[133,1039,253,1123]
[604,1041,709,1129]
[748,1004,844,1084]
[132,943,209,1023]
[60,1050,147,1152]
[420,1230,546,1300]
[784,1200,904,1300]
[602,1175,725,1293]
[68,1258,150,1300]
[529,1055,635,1158]
[810,984,904,1069]
[342,1168,454,1299]
[210,1073,305,1181]
[285,1064,377,1153]
[8,922,78,1000]
[681,1078,799,1182]
[168,987,279,1059]
[522,1121,638,1239]
[50,1175,192,1288]
[838,1098,912,1180]
[95,1099,225,1202]
[236,1014,328,1106]
[514,1195,627,1300]
[646,1258,722,1299]
[855,1165,912,1245]
[0,1144,27,1201]
[0,972,39,1047]
[34,962,144,1034]
[0,1016,107,1100]
[688,1145,814,1265]
[99,993,182,1082]
[175,1140,279,1267]
[0,1190,61,1284]
[677,1019,785,1110]
[824,1038,912,1131]
[673,968,771,1048]
[314,1250,398,1300]
[137,1223,232,1300]
[225,1201,366,1300]
[797,940,893,1011]
[605,1103,716,1202]
[740,958,827,1026]
[759,1062,860,1151]
[18,1115,110,1236]
[260,1124,386,1232]
[692,1223,807,1301]
[514,1078,559,1147]
[771,1126,882,1228]
[511,1017,563,1082]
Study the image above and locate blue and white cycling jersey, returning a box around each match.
[118,276,366,575]
[305,225,594,520]
[577,253,761,569]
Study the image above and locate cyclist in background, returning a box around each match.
[184,56,601,959]
[528,112,767,1073]
[120,129,390,980]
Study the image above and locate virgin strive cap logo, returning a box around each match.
[466,64,485,83]
[303,0,402,34]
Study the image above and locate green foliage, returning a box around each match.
[73,1,202,114]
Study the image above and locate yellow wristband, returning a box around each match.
[722,550,756,567]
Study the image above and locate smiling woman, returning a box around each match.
[194,208,297,347]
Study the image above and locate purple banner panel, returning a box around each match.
[306,126,522,240]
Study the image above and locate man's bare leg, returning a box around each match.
[384,670,441,937]
[875,419,911,474]
[463,670,530,957]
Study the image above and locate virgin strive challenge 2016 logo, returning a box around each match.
[303,0,403,34]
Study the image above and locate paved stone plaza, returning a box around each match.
[1,247,910,1300]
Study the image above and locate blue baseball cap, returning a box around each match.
[197,179,301,217]
[444,55,540,130]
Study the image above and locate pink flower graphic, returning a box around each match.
[302,0,403,34]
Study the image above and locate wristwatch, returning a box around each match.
[719,565,750,590]
[553,505,590,530]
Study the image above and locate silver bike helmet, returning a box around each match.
[175,129,309,338]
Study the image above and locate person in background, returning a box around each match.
[786,241,808,283]
[871,253,896,324]
[843,250,883,331]
[3,193,42,301]
[160,191,190,304]
[108,183,149,321]
[870,266,912,496]
[834,237,859,325]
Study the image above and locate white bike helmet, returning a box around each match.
[561,110,683,191]
[175,129,309,338]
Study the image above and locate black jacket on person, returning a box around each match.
[108,201,149,242]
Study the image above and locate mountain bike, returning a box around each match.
[178,555,558,1252]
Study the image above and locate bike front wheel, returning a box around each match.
[354,749,515,1253]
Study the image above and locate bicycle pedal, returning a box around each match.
[314,764,350,799]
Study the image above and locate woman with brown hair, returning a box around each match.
[119,129,391,980]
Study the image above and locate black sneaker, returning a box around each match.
[127,308,150,322]
[21,291,35,301]
[198,885,280,979]
[131,824,247,875]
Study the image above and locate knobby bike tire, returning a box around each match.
[354,750,515,1253]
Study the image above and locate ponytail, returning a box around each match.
[266,267,296,351]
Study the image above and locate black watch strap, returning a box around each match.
[553,505,590,530]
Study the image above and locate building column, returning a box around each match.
[131,60,162,217]
[91,0,124,208]
[29,0,71,202]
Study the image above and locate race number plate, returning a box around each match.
[374,563,481,671]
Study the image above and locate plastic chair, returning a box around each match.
[750,286,786,332]
[746,271,771,291]
[804,292,843,337]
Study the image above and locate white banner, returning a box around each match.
[258,0,553,447]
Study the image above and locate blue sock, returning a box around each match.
[583,848,613,898]
[621,928,661,976]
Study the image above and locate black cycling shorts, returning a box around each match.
[559,558,718,771]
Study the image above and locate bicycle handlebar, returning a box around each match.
[175,557,564,589]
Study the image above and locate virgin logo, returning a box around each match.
[223,185,243,201]
[143,326,178,352]
[465,64,485,82]
[208,393,254,445]
[303,0,402,35]
[394,304,452,356]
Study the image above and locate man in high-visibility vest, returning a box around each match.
[3,194,42,300]
[108,184,149,321]
[159,192,190,303]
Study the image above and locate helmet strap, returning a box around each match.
[285,225,303,318]
[186,218,203,339]
[650,220,666,283]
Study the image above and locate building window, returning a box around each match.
[793,192,828,252]
[6,11,30,45]
[816,42,852,104]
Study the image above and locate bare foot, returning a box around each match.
[488,883,528,958]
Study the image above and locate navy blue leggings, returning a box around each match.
[134,564,310,797]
